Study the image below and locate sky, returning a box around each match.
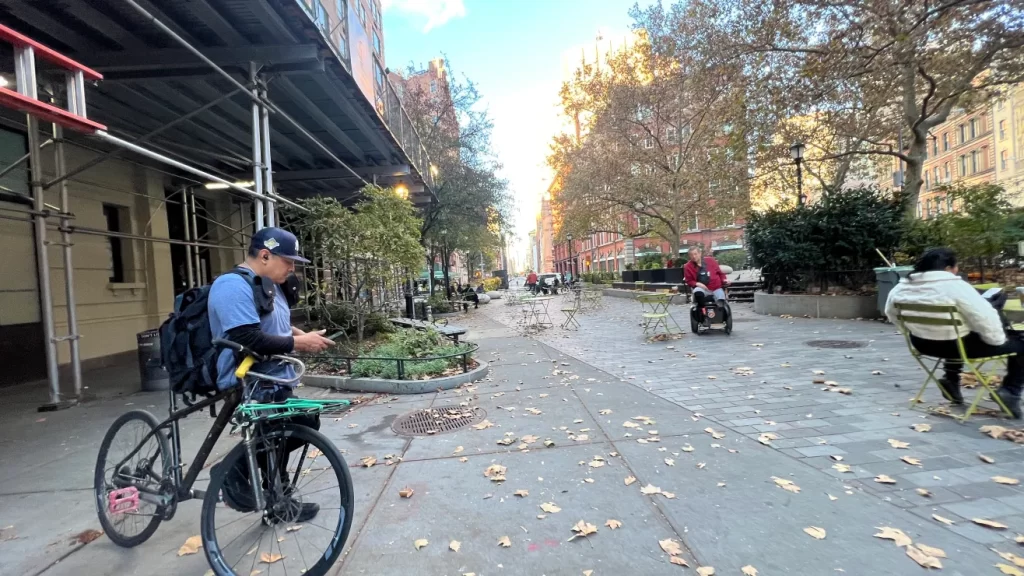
[381,0,652,262]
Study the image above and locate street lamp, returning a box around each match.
[566,233,574,279]
[789,142,806,206]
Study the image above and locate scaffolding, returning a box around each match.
[0,1,428,409]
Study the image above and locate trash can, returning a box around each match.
[137,329,169,392]
[874,266,914,316]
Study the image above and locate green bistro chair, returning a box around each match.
[893,302,1015,422]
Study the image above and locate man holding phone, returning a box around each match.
[208,226,333,521]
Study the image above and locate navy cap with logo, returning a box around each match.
[249,227,310,263]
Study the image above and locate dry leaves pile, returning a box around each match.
[484,464,507,482]
[874,526,945,569]
[981,425,1024,443]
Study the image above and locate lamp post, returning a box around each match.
[790,142,806,206]
[566,233,574,279]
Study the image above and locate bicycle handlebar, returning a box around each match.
[212,339,306,385]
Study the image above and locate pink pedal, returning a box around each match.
[107,487,139,514]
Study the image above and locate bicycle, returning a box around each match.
[93,340,354,576]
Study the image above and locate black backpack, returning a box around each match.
[159,269,270,396]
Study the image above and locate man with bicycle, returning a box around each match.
[209,227,333,522]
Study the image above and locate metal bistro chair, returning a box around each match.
[893,302,1016,422]
[560,291,582,330]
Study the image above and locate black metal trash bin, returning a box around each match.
[137,329,169,391]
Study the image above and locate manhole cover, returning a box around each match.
[805,340,868,349]
[392,406,487,436]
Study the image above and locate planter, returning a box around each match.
[638,270,655,283]
[664,268,683,285]
[650,268,666,283]
[304,360,490,394]
[622,270,638,283]
[754,292,880,319]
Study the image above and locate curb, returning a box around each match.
[304,360,489,394]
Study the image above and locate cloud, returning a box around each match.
[381,0,467,33]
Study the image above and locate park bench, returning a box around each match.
[389,317,467,343]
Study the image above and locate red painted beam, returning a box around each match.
[0,24,103,81]
[0,88,106,133]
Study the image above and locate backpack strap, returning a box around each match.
[227,267,274,317]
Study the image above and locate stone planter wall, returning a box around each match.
[304,360,490,394]
[621,270,638,283]
[754,292,879,319]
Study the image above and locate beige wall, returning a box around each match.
[0,137,249,373]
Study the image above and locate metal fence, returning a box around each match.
[301,342,477,381]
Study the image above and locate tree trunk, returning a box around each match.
[442,248,451,296]
[427,250,436,296]
[901,138,927,217]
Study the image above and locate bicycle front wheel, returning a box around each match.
[202,424,354,576]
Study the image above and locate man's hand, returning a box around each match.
[293,329,334,353]
[291,326,306,336]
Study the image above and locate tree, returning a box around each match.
[394,59,512,291]
[291,186,422,344]
[721,0,1024,214]
[549,4,750,255]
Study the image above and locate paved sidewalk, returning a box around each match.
[4,297,1024,576]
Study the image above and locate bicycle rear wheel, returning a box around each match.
[202,424,353,576]
[94,410,170,547]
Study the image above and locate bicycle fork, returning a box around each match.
[242,426,267,511]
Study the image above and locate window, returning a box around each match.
[1000,119,1007,140]
[932,138,938,156]
[933,166,939,184]
[959,124,967,143]
[103,204,128,283]
[357,0,366,25]
[970,118,978,139]
[944,162,950,181]
[936,196,945,214]
[373,59,384,91]
[1003,149,1010,170]
[313,0,329,31]
[959,155,967,176]
[370,0,380,27]
[917,201,922,218]
[642,137,653,149]
[429,79,437,93]
[971,149,979,173]
[665,126,676,142]
[942,132,949,151]
[372,30,381,55]
[924,171,930,190]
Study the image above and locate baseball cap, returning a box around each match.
[249,227,310,263]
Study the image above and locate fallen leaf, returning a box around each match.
[915,543,946,559]
[742,566,758,576]
[995,476,1022,485]
[980,454,996,464]
[901,456,922,466]
[906,545,943,569]
[452,446,464,455]
[997,564,1024,576]
[704,427,725,439]
[449,540,461,552]
[473,419,495,430]
[661,491,676,499]
[307,448,323,458]
[916,488,932,497]
[497,437,517,446]
[994,550,1024,568]
[584,571,593,576]
[772,476,801,493]
[664,458,675,466]
[833,463,852,473]
[73,529,102,545]
[874,526,912,547]
[932,514,955,525]
[660,538,683,556]
[804,526,827,539]
[286,525,303,532]
[1016,533,1024,544]
[569,520,598,540]
[670,556,689,567]
[497,535,511,548]
[361,456,377,468]
[583,478,595,484]
[178,535,202,556]
[540,502,561,514]
[624,476,637,486]
[605,519,622,530]
[888,439,910,449]
[827,493,838,501]
[758,433,778,445]
[399,487,415,498]
[974,518,1009,530]
[623,421,641,429]
[525,408,542,415]
[982,425,1009,439]
[589,460,605,469]
[830,454,843,461]
[697,567,715,576]
[459,457,468,462]
[599,409,612,415]
[875,474,897,484]
[514,489,529,497]
[260,552,284,563]
[682,445,694,452]
[912,423,932,433]
[640,484,662,495]
[484,464,507,482]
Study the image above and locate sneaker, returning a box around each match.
[937,377,964,405]
[996,388,1023,419]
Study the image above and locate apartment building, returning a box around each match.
[918,108,996,217]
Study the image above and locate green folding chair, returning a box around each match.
[893,302,1015,422]
[560,297,581,330]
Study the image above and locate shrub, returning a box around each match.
[714,249,748,271]
[349,328,475,379]
[746,187,903,293]
[637,253,665,269]
[428,293,452,313]
[482,277,501,292]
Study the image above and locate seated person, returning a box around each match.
[460,284,479,310]
[683,247,730,311]
[885,247,1023,418]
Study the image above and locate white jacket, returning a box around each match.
[885,271,1006,346]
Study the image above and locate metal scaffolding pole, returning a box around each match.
[188,187,202,285]
[178,188,194,288]
[53,122,82,399]
[250,65,265,232]
[260,83,275,227]
[17,45,61,408]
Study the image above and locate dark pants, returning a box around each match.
[910,333,1024,396]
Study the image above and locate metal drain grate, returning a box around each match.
[391,406,487,436]
[805,340,868,349]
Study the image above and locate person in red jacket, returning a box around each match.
[526,270,538,294]
[683,246,730,307]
